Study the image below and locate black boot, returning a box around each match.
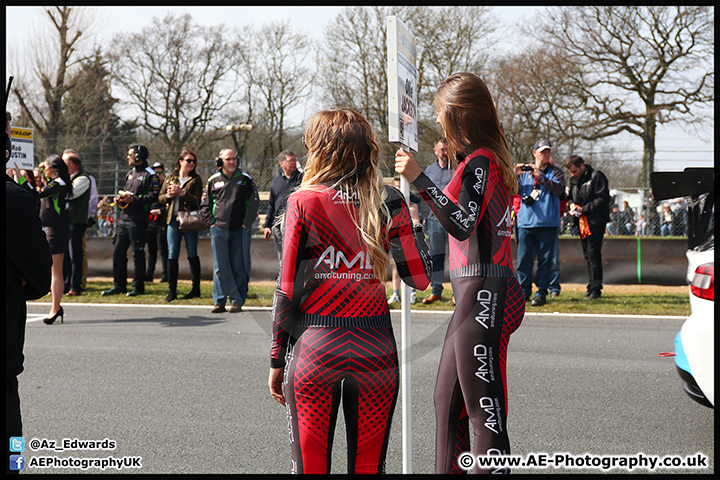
[165,258,178,302]
[182,256,201,299]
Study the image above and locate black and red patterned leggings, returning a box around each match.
[434,275,525,475]
[283,326,399,474]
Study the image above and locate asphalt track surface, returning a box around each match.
[19,304,714,474]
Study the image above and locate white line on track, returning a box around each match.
[28,303,685,319]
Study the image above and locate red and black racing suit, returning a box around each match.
[412,148,525,474]
[270,185,432,474]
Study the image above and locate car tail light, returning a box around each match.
[690,262,714,301]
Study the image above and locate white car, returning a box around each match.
[652,167,714,408]
[674,251,714,407]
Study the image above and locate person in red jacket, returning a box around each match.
[269,108,432,474]
[396,72,525,474]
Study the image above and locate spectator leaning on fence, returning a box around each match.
[635,214,648,236]
[620,200,635,235]
[643,192,661,236]
[96,196,113,236]
[660,203,674,236]
[606,204,621,236]
[670,198,687,236]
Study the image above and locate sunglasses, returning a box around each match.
[183,157,197,163]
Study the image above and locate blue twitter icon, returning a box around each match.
[10,436,25,452]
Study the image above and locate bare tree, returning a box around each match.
[408,7,497,122]
[61,50,123,150]
[320,6,499,160]
[320,7,395,141]
[529,6,714,187]
[9,6,99,157]
[108,13,243,160]
[251,21,316,158]
[490,46,588,162]
[225,24,260,160]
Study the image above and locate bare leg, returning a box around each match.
[49,252,64,316]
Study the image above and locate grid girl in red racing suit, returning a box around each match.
[269,108,432,474]
[396,72,525,475]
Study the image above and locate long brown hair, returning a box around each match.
[297,108,392,281]
[434,72,517,194]
[174,148,197,176]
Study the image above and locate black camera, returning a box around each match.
[521,165,534,172]
[522,188,541,206]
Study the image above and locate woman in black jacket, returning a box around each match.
[158,149,204,302]
[37,154,73,324]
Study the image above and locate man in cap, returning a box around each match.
[514,139,566,307]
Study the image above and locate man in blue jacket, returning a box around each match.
[263,150,302,261]
[514,139,566,306]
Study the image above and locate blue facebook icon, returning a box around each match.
[10,455,25,471]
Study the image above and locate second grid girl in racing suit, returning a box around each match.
[396,72,526,475]
[268,108,432,474]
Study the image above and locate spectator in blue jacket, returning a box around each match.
[263,150,302,261]
[420,137,454,304]
[514,139,566,306]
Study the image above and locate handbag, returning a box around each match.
[178,210,209,232]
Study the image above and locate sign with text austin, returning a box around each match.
[386,15,418,152]
[10,127,34,170]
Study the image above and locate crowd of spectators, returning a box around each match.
[560,196,687,237]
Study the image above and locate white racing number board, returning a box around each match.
[10,126,34,170]
[386,15,418,152]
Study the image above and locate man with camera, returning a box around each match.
[514,139,566,306]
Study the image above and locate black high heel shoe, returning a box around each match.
[43,307,64,325]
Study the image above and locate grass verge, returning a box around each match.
[31,280,690,317]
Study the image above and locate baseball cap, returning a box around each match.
[151,162,164,171]
[534,139,551,152]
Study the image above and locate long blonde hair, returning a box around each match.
[434,72,518,195]
[297,108,392,281]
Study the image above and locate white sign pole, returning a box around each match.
[386,15,418,474]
